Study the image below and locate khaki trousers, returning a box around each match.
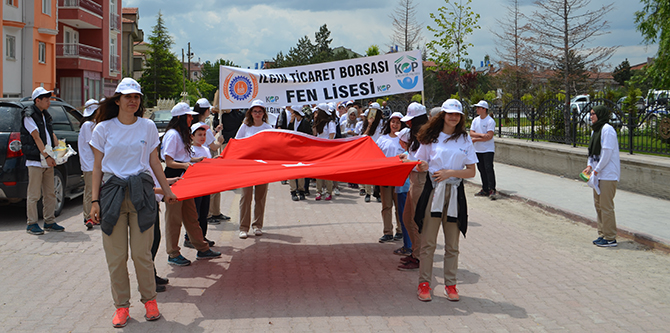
[315,179,333,195]
[364,184,373,195]
[380,185,401,235]
[402,171,426,256]
[26,166,56,225]
[208,192,221,218]
[419,185,460,286]
[102,190,156,308]
[239,184,268,232]
[594,180,618,240]
[289,178,305,192]
[82,171,92,221]
[165,198,209,258]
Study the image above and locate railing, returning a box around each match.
[110,54,120,72]
[58,0,103,17]
[56,43,103,60]
[110,12,121,31]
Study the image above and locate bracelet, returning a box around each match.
[91,200,100,204]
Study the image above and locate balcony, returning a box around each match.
[58,0,103,29]
[56,43,103,72]
[110,13,121,31]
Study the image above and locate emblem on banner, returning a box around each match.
[223,73,259,102]
[394,55,420,90]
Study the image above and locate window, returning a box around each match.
[42,0,51,15]
[39,42,46,63]
[6,35,16,60]
[6,0,13,5]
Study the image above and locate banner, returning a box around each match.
[219,50,423,110]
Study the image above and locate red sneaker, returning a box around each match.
[445,285,460,301]
[144,299,161,321]
[112,307,130,328]
[417,282,432,302]
[84,219,93,230]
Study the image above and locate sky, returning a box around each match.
[125,0,658,70]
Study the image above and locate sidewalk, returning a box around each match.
[468,162,670,250]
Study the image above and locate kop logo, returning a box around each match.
[266,96,280,103]
[394,55,420,90]
[377,84,391,92]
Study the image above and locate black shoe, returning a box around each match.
[212,214,230,221]
[207,217,221,225]
[291,192,299,201]
[304,190,311,196]
[393,233,403,241]
[298,192,306,200]
[204,238,215,247]
[196,249,222,260]
[376,196,381,202]
[156,284,166,292]
[183,239,195,249]
[379,234,394,243]
[364,194,371,202]
[489,190,499,200]
[155,276,169,285]
[593,237,603,245]
[359,189,366,196]
[281,180,288,185]
[474,189,490,197]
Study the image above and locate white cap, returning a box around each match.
[337,102,346,109]
[441,99,463,114]
[369,102,381,110]
[190,122,209,134]
[249,99,266,110]
[363,109,369,117]
[395,127,411,142]
[171,102,199,117]
[327,102,336,113]
[290,105,305,116]
[345,100,354,106]
[83,99,99,117]
[115,78,143,95]
[389,111,404,120]
[473,100,489,109]
[401,102,427,122]
[31,87,53,100]
[196,98,212,109]
[316,103,332,115]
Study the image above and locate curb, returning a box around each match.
[465,180,670,254]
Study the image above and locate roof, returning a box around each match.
[122,7,138,14]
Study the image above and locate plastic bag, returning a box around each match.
[41,139,77,167]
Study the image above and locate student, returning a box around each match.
[312,103,336,201]
[89,78,174,327]
[162,102,221,266]
[78,99,99,230]
[394,128,413,257]
[361,103,385,202]
[341,107,359,137]
[236,99,273,239]
[413,99,477,302]
[287,105,311,201]
[375,112,406,243]
[470,100,498,199]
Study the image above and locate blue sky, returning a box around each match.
[125,0,657,70]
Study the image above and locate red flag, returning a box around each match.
[171,130,419,200]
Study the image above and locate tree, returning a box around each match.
[526,0,618,138]
[550,49,589,94]
[612,59,632,86]
[491,0,532,99]
[272,24,342,68]
[138,12,183,107]
[200,59,238,100]
[426,0,481,70]
[389,0,423,52]
[635,0,670,88]
[366,45,380,56]
[312,24,334,64]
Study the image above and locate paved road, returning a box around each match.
[0,181,669,332]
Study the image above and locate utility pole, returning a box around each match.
[187,42,193,82]
[181,48,185,94]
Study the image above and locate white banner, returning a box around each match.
[218,50,423,109]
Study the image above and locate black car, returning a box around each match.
[149,109,172,133]
[0,97,85,216]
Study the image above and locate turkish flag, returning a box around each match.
[170,130,419,200]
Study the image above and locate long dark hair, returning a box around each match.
[165,114,192,156]
[407,114,428,152]
[313,109,331,135]
[364,109,383,136]
[382,116,406,135]
[243,106,267,126]
[94,93,145,124]
[194,103,209,122]
[80,111,97,128]
[417,111,467,144]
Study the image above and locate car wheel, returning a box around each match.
[53,169,65,217]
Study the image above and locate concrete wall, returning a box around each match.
[494,137,670,200]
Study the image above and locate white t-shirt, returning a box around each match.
[588,123,620,181]
[415,132,478,175]
[339,114,348,127]
[78,121,96,172]
[365,121,384,142]
[235,122,273,139]
[315,120,336,139]
[23,116,52,168]
[191,144,212,159]
[471,115,496,153]
[376,134,404,158]
[161,129,191,163]
[89,117,160,179]
[342,121,359,137]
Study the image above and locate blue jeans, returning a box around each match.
[397,192,411,249]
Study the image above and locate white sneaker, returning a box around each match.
[239,231,248,239]
[253,228,263,236]
[333,187,341,196]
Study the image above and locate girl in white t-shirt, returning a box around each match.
[362,103,385,201]
[78,99,99,230]
[312,103,336,201]
[375,112,406,243]
[89,78,175,328]
[413,99,477,303]
[341,107,359,137]
[235,99,273,239]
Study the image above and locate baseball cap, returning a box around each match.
[369,102,381,110]
[196,98,212,109]
[473,100,489,109]
[316,103,332,115]
[171,102,199,117]
[345,100,354,106]
[249,99,266,110]
[290,105,305,116]
[441,99,463,114]
[190,122,209,134]
[401,102,427,122]
[389,111,403,120]
[31,87,53,100]
[115,78,143,95]
[83,99,99,117]
[327,102,336,113]
[395,127,411,142]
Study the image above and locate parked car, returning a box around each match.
[0,97,85,216]
[149,110,172,133]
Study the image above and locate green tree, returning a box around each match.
[139,12,183,107]
[612,59,632,86]
[426,0,481,70]
[200,59,238,100]
[366,45,380,56]
[550,50,589,95]
[635,0,670,88]
[272,24,341,68]
[312,24,334,64]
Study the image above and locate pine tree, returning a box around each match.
[612,59,632,86]
[139,12,183,107]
